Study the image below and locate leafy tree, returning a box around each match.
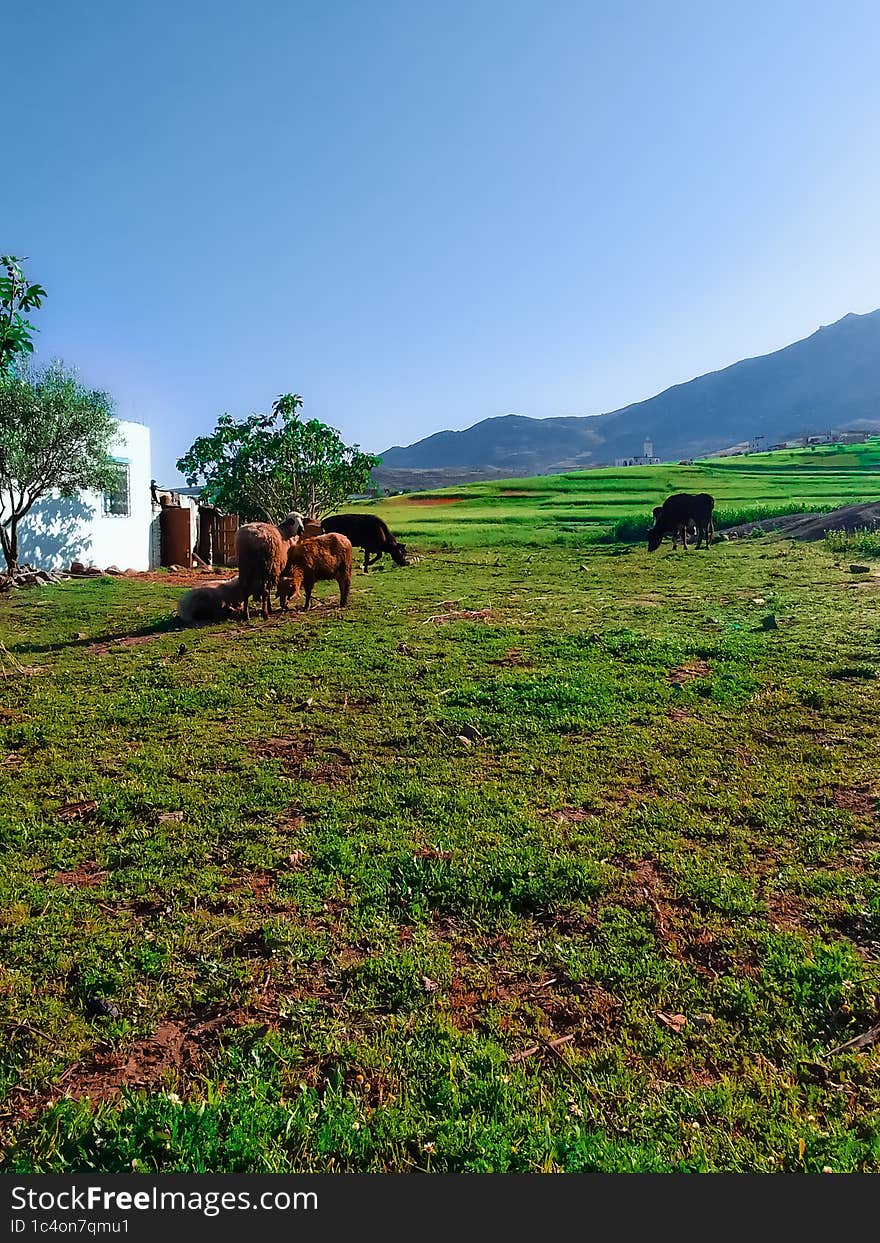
[0,256,47,373]
[0,362,118,571]
[177,394,381,521]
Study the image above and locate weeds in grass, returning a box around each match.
[825,528,880,559]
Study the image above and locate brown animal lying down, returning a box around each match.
[177,577,244,622]
[278,532,352,611]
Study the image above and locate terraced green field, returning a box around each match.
[1,445,880,1173]
[366,439,880,547]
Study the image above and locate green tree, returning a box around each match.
[177,393,381,521]
[0,256,47,373]
[0,362,118,571]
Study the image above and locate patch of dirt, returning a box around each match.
[825,785,878,817]
[667,660,712,685]
[622,859,688,955]
[220,869,278,901]
[683,931,743,977]
[551,808,596,824]
[764,891,811,936]
[51,861,107,888]
[54,1011,244,1104]
[134,569,237,586]
[56,799,98,822]
[442,962,620,1050]
[491,648,529,667]
[252,737,354,786]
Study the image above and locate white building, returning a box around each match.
[10,419,155,572]
[614,437,661,468]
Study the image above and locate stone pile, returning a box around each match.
[0,564,70,591]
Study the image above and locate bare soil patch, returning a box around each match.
[252,736,354,785]
[51,861,107,888]
[54,1011,244,1104]
[667,660,712,685]
[825,785,878,817]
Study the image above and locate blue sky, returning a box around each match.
[6,0,879,481]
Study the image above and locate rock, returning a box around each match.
[83,994,121,1020]
[105,565,123,575]
[70,560,86,574]
[850,564,870,574]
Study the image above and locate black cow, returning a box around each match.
[320,513,408,573]
[647,493,715,552]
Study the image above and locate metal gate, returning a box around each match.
[198,507,239,566]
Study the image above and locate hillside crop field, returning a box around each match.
[2,457,880,1173]
[366,439,880,547]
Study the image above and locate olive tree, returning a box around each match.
[0,362,118,571]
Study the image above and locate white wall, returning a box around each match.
[8,420,154,572]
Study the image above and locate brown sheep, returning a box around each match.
[235,512,304,620]
[278,532,352,611]
[177,577,244,623]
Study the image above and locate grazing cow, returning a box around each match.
[652,506,697,551]
[319,513,408,573]
[648,493,715,552]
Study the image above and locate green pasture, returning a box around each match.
[363,439,880,547]
[1,508,880,1172]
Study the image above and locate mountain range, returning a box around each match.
[375,309,880,488]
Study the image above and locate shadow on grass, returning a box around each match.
[11,613,185,656]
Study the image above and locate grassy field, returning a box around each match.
[365,438,880,547]
[2,452,880,1173]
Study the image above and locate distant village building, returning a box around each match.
[614,438,661,467]
[7,419,154,572]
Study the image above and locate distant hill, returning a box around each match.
[376,309,880,487]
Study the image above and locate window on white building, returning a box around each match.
[103,462,131,516]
